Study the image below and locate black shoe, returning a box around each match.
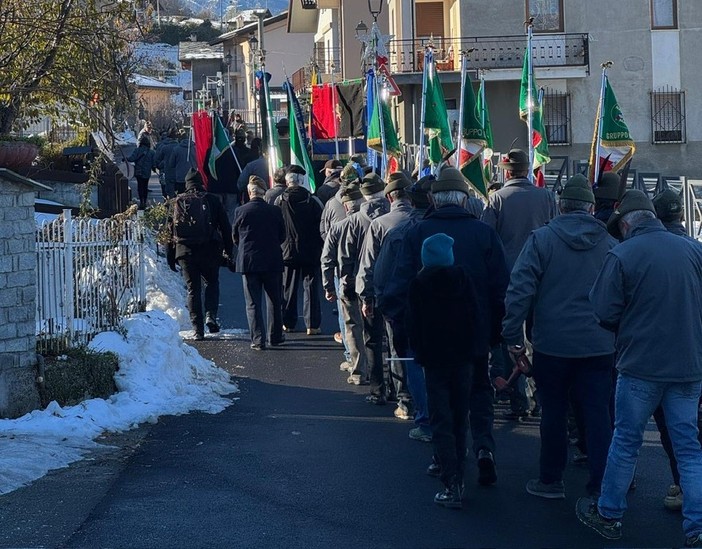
[434,483,462,509]
[365,394,386,405]
[269,335,286,346]
[193,332,205,341]
[250,343,266,351]
[205,314,220,334]
[502,410,529,421]
[477,449,497,486]
[426,459,441,478]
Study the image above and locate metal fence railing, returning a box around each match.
[388,33,589,74]
[36,209,147,353]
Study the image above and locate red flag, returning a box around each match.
[192,110,213,187]
[311,84,336,139]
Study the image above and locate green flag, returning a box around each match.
[286,82,316,192]
[424,57,454,164]
[519,48,550,168]
[458,75,489,199]
[477,78,494,186]
[367,96,402,159]
[208,115,230,180]
[588,77,636,182]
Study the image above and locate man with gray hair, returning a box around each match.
[576,190,702,548]
[502,174,617,500]
[232,175,286,350]
[323,185,367,384]
[339,172,390,404]
[276,165,324,335]
[357,171,416,418]
[384,167,509,501]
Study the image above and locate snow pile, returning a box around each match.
[143,244,191,330]
[0,307,237,495]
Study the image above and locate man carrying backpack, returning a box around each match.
[167,168,233,340]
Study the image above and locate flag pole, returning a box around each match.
[526,19,534,183]
[593,61,613,184]
[454,50,467,169]
[260,51,278,185]
[372,22,388,179]
[417,46,431,177]
[330,62,341,160]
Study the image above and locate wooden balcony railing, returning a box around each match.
[387,33,589,74]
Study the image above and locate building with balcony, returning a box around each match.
[385,0,701,177]
[287,0,389,85]
[288,0,698,177]
[211,10,315,133]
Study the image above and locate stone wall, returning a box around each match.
[0,184,41,417]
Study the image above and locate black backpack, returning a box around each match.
[172,192,213,245]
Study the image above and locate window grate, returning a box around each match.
[542,87,571,146]
[651,87,685,144]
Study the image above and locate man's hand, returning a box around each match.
[361,301,373,319]
[325,290,337,303]
[507,344,526,363]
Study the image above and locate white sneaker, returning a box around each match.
[339,361,352,372]
[393,406,412,420]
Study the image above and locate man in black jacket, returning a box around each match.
[167,168,233,340]
[385,168,509,504]
[315,159,343,205]
[233,175,286,349]
[277,165,324,334]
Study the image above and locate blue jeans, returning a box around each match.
[599,374,702,538]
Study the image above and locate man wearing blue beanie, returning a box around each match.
[408,232,479,509]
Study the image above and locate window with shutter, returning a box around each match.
[416,2,444,42]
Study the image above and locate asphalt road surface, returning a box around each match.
[0,267,689,549]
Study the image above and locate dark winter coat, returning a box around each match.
[319,189,346,240]
[167,140,196,184]
[502,211,617,357]
[153,137,177,172]
[166,186,233,264]
[208,146,246,195]
[315,172,342,205]
[232,197,285,273]
[278,185,324,267]
[127,144,155,179]
[383,204,509,357]
[265,184,286,205]
[408,265,478,368]
[481,176,556,271]
[590,218,702,382]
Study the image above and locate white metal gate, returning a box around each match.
[36,210,146,353]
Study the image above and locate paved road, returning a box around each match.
[0,269,688,548]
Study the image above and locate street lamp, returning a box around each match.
[249,34,260,135]
[224,51,232,114]
[368,0,383,22]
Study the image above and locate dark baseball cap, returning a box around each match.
[320,159,343,173]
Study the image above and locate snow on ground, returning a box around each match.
[0,241,240,495]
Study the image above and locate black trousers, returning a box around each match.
[469,354,496,457]
[425,364,473,486]
[242,271,283,346]
[136,175,149,204]
[179,254,220,334]
[282,265,321,331]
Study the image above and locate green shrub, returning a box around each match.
[40,347,119,408]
